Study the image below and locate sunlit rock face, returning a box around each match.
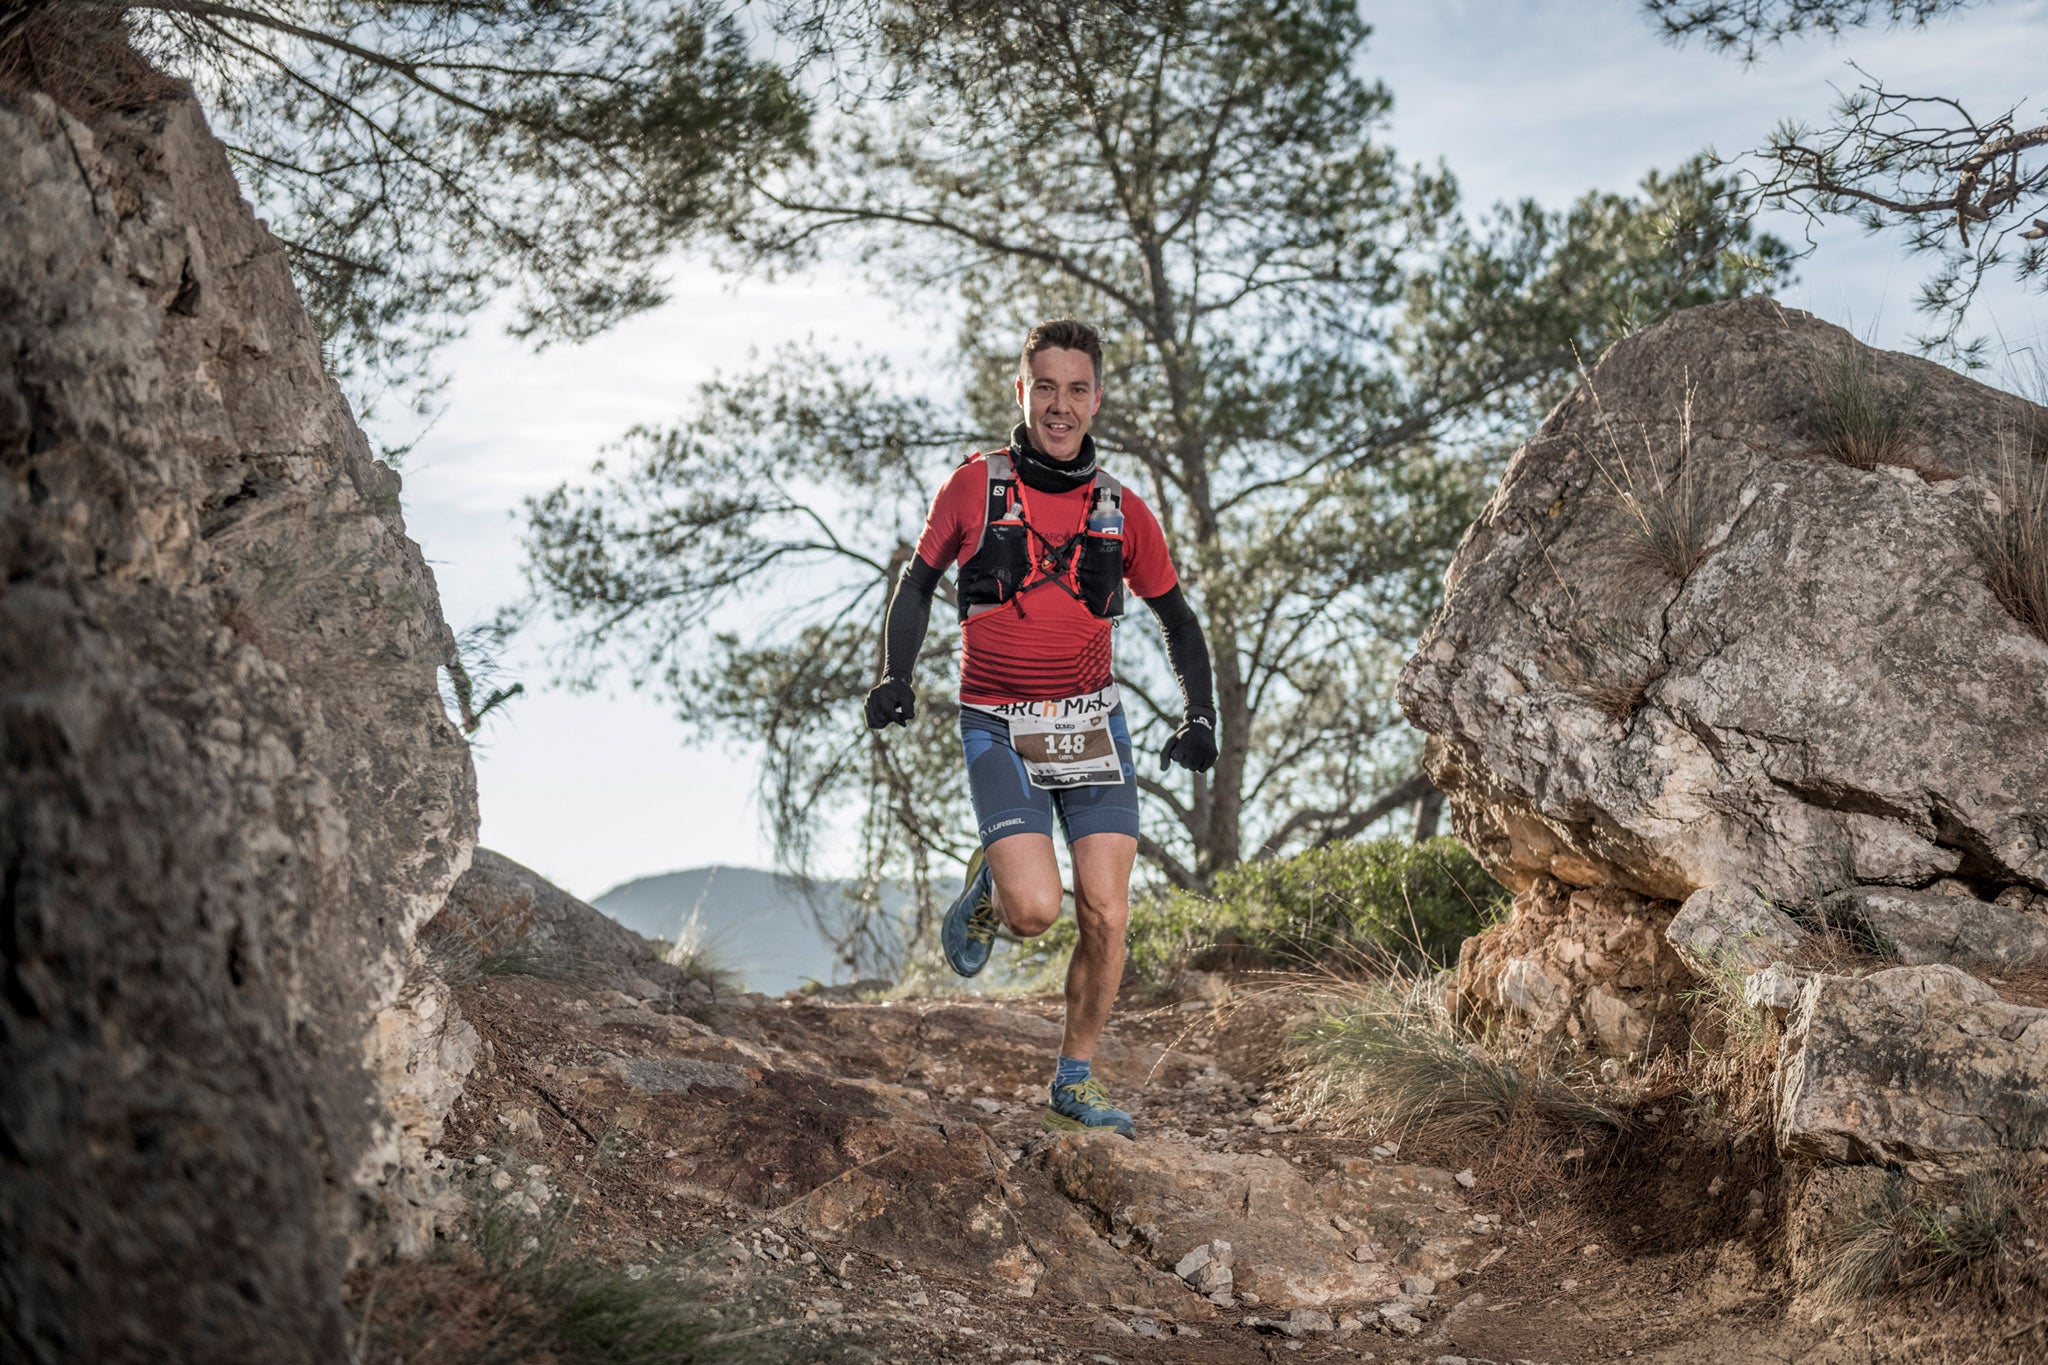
[0,73,475,1361]
[1403,296,2048,909]
[1402,297,2048,1166]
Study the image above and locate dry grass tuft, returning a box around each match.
[1286,973,1625,1197]
[1579,367,1713,587]
[1974,427,2048,645]
[352,1169,747,1365]
[1546,616,1667,721]
[1805,1167,2036,1316]
[1809,342,1919,471]
[0,9,183,117]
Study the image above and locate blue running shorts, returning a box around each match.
[959,703,1140,847]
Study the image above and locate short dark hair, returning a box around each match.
[1019,318,1103,385]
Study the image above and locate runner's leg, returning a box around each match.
[984,833,1062,936]
[1059,831,1137,1061]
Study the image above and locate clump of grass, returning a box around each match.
[1678,953,1779,1061]
[1807,1169,2027,1314]
[354,1165,745,1364]
[1288,973,1624,1157]
[1809,342,1918,471]
[477,941,593,983]
[1974,428,2048,644]
[1546,615,1667,721]
[1579,367,1713,585]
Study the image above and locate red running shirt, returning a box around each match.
[915,454,1179,706]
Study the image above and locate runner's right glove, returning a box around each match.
[1159,706,1218,773]
[864,678,916,730]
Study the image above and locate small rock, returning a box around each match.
[1454,1167,1477,1188]
[1206,1289,1235,1306]
[1350,1243,1377,1262]
[1581,1244,1603,1258]
[973,1098,1003,1113]
[1707,1175,1726,1197]
[623,1264,649,1281]
[1330,1213,1356,1234]
[1280,1308,1335,1337]
[1377,1305,1424,1336]
[488,1169,513,1191]
[1369,1143,1399,1158]
[1174,1324,1203,1337]
[1559,1278,1580,1293]
[1096,1314,1136,1336]
[1239,1291,1261,1307]
[906,1292,930,1307]
[1402,1275,1437,1297]
[1130,1318,1161,1337]
[812,1299,843,1315]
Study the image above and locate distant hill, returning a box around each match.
[591,866,905,995]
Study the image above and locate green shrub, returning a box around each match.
[1008,836,1507,992]
[1190,835,1509,971]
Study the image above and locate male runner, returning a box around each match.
[863,318,1216,1139]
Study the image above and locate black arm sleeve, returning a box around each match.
[1144,585,1215,716]
[881,557,942,682]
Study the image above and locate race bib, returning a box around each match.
[973,686,1125,790]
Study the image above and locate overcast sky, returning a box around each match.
[374,0,2047,901]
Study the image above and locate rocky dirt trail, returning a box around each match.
[354,858,1974,1365]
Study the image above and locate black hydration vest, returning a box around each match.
[955,450,1126,623]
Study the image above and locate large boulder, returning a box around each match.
[1402,297,2048,908]
[1400,297,2048,1170]
[1,64,475,1364]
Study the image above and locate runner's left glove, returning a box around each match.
[864,678,916,730]
[1159,707,1218,773]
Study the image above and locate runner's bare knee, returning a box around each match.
[1003,888,1062,937]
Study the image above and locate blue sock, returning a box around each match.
[1053,1055,1091,1090]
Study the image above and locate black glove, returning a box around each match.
[1159,707,1218,773]
[864,678,916,730]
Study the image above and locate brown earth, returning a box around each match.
[347,939,2045,1363]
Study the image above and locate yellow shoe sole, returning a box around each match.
[1042,1109,1136,1138]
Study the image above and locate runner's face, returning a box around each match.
[1015,347,1100,462]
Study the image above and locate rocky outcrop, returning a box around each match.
[1401,297,2048,1172]
[1451,880,1693,1054]
[1774,965,2048,1173]
[430,847,699,998]
[1816,886,2048,968]
[1043,1138,1481,1307]
[427,864,1499,1326]
[1403,297,2048,909]
[1,74,475,1364]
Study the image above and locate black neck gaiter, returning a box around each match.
[1010,423,1098,493]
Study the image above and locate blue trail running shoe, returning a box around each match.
[940,846,1000,977]
[1043,1077,1137,1138]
